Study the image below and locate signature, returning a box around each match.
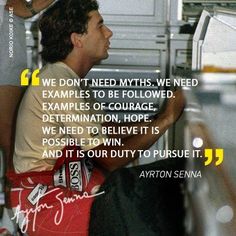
[11,188,105,233]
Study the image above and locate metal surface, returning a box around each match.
[99,0,167,27]
[192,8,236,70]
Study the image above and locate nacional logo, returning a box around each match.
[27,184,47,206]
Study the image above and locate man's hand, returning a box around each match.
[5,0,55,18]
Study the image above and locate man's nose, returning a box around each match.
[105,26,113,39]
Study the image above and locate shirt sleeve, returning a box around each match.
[46,84,108,151]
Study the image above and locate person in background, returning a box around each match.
[0,0,55,234]
[0,0,55,168]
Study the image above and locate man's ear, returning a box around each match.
[70,33,83,48]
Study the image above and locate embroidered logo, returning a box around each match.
[69,161,82,191]
[54,164,66,188]
[27,184,47,205]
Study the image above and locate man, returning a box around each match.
[9,0,185,235]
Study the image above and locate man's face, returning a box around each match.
[81,10,113,63]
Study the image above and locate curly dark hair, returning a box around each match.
[39,0,99,63]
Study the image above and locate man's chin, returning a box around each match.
[95,53,109,64]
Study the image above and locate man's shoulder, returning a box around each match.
[39,63,63,79]
[40,62,77,78]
